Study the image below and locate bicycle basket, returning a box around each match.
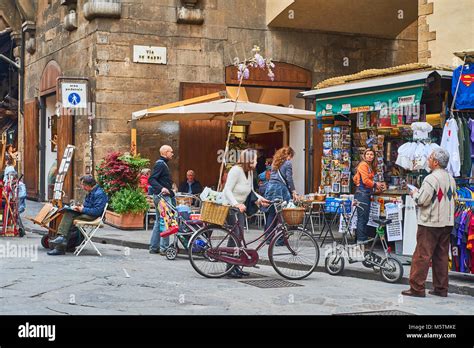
[200,201,230,226]
[281,207,305,225]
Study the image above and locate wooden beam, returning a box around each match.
[130,120,137,155]
[143,91,226,115]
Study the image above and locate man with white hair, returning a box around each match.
[178,169,203,195]
[149,145,175,255]
[402,148,456,298]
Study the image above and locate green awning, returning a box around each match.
[316,85,424,117]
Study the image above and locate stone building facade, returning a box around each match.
[14,0,419,200]
[418,0,474,66]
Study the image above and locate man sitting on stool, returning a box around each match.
[48,175,108,256]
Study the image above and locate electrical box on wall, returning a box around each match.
[133,46,167,65]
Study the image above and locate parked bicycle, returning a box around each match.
[324,200,404,283]
[188,199,320,280]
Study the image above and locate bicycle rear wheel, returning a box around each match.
[188,225,238,278]
[269,228,320,280]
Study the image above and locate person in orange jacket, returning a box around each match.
[353,148,383,243]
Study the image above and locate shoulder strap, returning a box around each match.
[157,159,169,170]
[277,168,287,186]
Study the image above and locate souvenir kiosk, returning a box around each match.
[300,64,454,255]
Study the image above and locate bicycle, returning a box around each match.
[187,200,320,280]
[324,199,404,283]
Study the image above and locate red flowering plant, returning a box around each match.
[96,151,150,196]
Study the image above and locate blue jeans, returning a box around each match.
[149,195,175,252]
[354,188,372,242]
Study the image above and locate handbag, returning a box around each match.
[244,190,259,217]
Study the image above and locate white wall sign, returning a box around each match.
[61,82,87,108]
[133,45,167,64]
[398,95,415,106]
[341,104,351,112]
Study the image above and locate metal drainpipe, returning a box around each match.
[18,27,25,175]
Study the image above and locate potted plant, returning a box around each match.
[96,151,150,229]
[106,187,150,229]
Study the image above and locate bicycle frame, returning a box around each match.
[227,203,290,251]
[189,201,298,267]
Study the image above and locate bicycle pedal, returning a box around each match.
[253,265,260,269]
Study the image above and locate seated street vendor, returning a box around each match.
[47,175,108,256]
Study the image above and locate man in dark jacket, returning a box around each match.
[48,175,108,256]
[178,170,203,195]
[149,145,175,254]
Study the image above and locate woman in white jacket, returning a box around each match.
[223,148,269,278]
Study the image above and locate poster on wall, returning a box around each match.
[339,206,357,233]
[403,196,418,255]
[385,203,403,242]
[367,201,381,227]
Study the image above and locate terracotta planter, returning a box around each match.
[105,210,144,230]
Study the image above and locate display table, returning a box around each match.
[302,200,340,246]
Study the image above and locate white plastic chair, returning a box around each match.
[73,203,108,256]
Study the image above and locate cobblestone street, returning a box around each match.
[1,232,473,316]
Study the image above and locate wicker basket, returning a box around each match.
[200,201,230,226]
[282,207,305,226]
[176,196,193,206]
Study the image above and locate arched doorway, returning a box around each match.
[39,61,61,201]
[24,60,74,201]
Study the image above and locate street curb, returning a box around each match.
[29,228,474,297]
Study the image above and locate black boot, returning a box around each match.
[226,268,243,278]
[235,268,250,276]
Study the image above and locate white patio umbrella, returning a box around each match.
[132,98,315,190]
[132,98,316,122]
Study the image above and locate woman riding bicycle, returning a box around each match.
[223,148,269,278]
[353,148,383,243]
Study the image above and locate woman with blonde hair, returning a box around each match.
[223,148,269,278]
[263,146,298,242]
[353,148,383,243]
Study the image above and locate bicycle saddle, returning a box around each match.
[373,218,392,226]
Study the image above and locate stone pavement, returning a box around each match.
[21,199,474,297]
[1,232,473,315]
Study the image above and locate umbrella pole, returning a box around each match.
[217,73,245,191]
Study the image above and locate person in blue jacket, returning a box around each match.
[47,175,108,256]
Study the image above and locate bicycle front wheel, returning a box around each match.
[188,225,238,278]
[269,228,320,280]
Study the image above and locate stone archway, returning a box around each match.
[39,60,61,96]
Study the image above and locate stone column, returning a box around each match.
[418,0,435,64]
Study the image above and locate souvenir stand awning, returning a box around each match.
[300,69,453,117]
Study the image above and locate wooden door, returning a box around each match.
[179,83,226,189]
[57,113,74,202]
[24,99,39,199]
